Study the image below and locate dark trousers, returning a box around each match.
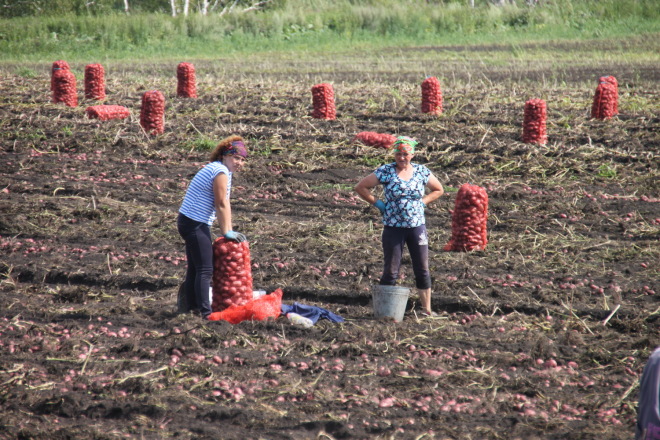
[380,225,431,290]
[177,213,212,318]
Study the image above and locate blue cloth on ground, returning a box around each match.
[281,303,345,324]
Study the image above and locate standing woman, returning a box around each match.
[178,135,248,319]
[354,136,444,316]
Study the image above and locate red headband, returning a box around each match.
[225,140,248,158]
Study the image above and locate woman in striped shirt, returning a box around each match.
[177,135,248,319]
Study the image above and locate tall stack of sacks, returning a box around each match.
[600,76,618,115]
[311,83,336,120]
[177,62,197,98]
[51,60,70,91]
[84,63,106,101]
[444,183,489,252]
[140,90,165,135]
[52,69,78,107]
[212,238,253,312]
[522,99,547,145]
[421,76,443,115]
[591,76,618,120]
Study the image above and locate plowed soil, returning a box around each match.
[0,48,659,439]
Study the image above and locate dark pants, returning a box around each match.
[380,225,431,290]
[177,213,212,318]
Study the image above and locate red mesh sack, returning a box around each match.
[421,76,443,115]
[354,131,397,149]
[86,105,130,121]
[444,183,488,252]
[522,99,547,145]
[140,90,165,135]
[177,62,197,98]
[600,75,618,115]
[208,289,283,324]
[84,63,106,101]
[591,76,618,120]
[51,60,70,91]
[211,237,253,312]
[52,69,78,107]
[311,83,336,120]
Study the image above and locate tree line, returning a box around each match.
[0,0,273,18]
[1,0,556,18]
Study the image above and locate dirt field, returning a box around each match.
[1,45,659,439]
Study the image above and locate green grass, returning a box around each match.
[15,67,38,78]
[310,183,356,192]
[186,137,217,152]
[597,164,618,179]
[0,0,658,63]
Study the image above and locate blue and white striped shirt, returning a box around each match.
[179,162,232,225]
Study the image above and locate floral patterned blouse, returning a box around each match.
[374,163,431,228]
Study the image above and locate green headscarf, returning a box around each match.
[392,136,418,154]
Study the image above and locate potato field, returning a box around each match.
[0,41,659,439]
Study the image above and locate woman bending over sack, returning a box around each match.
[177,135,248,319]
[354,136,444,316]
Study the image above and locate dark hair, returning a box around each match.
[210,135,244,162]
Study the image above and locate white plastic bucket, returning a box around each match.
[372,285,410,322]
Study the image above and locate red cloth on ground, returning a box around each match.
[207,289,283,324]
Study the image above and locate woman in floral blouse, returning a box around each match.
[355,136,444,316]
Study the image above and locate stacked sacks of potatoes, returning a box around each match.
[601,76,619,115]
[84,63,106,101]
[51,60,70,91]
[311,83,336,120]
[354,131,397,149]
[522,98,547,145]
[177,62,197,98]
[140,90,165,135]
[421,76,443,115]
[52,69,78,107]
[591,75,618,120]
[444,183,489,252]
[86,105,130,121]
[212,238,253,312]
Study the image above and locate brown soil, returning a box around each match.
[0,56,658,440]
